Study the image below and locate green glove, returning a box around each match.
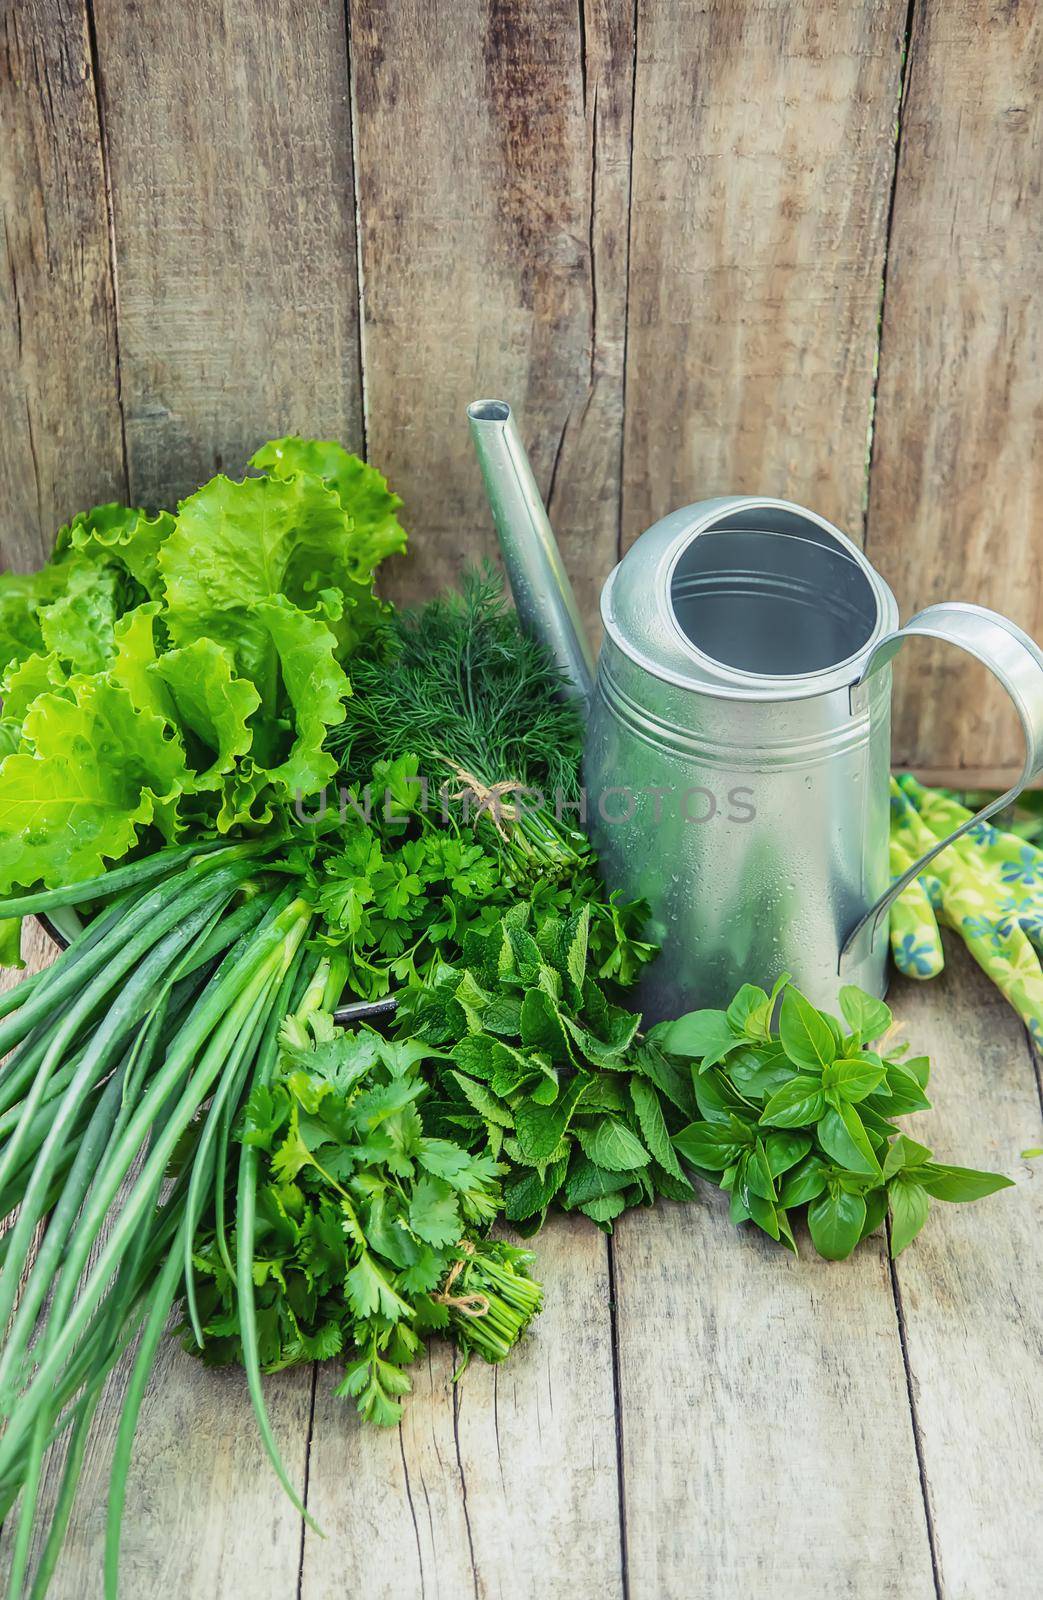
[888,831,945,979]
[889,772,1043,1044]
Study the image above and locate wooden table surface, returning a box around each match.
[2,921,1041,1600]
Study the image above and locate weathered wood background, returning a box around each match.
[1,0,1040,778]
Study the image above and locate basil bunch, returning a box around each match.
[659,978,1012,1259]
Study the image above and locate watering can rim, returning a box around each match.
[601,494,901,703]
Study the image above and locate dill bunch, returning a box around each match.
[328,569,590,870]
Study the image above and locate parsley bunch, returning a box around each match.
[186,1007,542,1427]
[299,752,655,1001]
[659,978,1013,1258]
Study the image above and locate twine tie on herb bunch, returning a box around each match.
[444,760,530,851]
[434,1242,491,1318]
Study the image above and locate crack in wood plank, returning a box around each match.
[886,1226,945,1600]
[861,0,918,546]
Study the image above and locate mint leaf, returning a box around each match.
[513,1085,582,1163]
[576,1116,649,1173]
[629,1078,684,1179]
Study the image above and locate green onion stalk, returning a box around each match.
[0,842,315,1598]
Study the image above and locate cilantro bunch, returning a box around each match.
[659,978,1012,1258]
[186,1009,542,1427]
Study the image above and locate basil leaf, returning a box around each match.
[882,1132,933,1179]
[817,1103,881,1178]
[763,1130,812,1178]
[779,987,837,1071]
[838,985,893,1045]
[673,1121,748,1170]
[726,1044,793,1101]
[759,1076,826,1129]
[744,1187,781,1240]
[807,1187,867,1260]
[916,1164,1014,1203]
[860,1185,889,1240]
[660,1008,738,1067]
[888,1177,930,1254]
[726,983,769,1033]
[777,1156,827,1208]
[821,1055,887,1103]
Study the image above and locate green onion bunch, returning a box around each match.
[0,843,316,1596]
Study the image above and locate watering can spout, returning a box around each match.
[467,399,595,708]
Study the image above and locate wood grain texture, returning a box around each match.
[622,0,908,549]
[89,0,363,511]
[0,0,125,567]
[0,1350,313,1599]
[348,0,634,634]
[300,1216,622,1600]
[866,0,1043,771]
[888,944,1043,1600]
[610,1197,937,1599]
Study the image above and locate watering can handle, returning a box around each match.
[840,602,1043,974]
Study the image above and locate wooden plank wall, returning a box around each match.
[1,0,1041,776]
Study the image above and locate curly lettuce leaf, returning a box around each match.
[160,472,378,677]
[0,567,65,676]
[58,503,173,601]
[0,916,23,968]
[0,675,190,892]
[250,596,349,794]
[1,652,67,723]
[36,559,124,674]
[154,638,260,788]
[250,436,407,579]
[110,604,172,722]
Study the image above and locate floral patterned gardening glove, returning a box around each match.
[889,772,1043,1045]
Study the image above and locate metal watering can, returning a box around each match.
[467,399,1043,1021]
